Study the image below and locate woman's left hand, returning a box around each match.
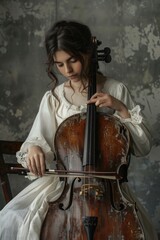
[87,92,131,119]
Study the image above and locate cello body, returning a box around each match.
[40,112,145,239]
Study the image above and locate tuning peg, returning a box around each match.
[97,47,111,63]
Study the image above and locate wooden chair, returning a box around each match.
[0,140,24,203]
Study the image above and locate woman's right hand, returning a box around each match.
[27,145,46,177]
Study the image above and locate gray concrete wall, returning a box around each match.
[0,0,160,237]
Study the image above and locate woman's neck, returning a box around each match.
[64,80,88,93]
[64,80,88,106]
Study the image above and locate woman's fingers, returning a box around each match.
[87,92,111,107]
[88,92,104,101]
[27,146,45,176]
[27,156,38,175]
[27,155,45,176]
[87,92,130,118]
[39,153,45,175]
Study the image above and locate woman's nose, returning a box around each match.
[65,64,72,73]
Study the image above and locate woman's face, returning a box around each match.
[53,50,83,82]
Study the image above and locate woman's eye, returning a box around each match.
[70,57,77,63]
[56,63,63,68]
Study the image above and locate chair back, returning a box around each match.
[0,140,23,203]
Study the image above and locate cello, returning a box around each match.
[40,38,145,239]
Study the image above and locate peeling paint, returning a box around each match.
[123,23,160,60]
[0,1,55,21]
[124,25,141,58]
[6,0,25,21]
[143,69,153,84]
[5,90,11,96]
[127,4,137,16]
[15,109,22,118]
[123,2,138,16]
[143,24,160,60]
[34,26,46,47]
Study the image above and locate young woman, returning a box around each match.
[0,20,158,239]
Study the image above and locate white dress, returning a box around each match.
[0,79,158,240]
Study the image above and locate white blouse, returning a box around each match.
[17,78,152,168]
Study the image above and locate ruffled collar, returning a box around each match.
[56,83,87,112]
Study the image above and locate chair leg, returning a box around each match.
[0,174,12,203]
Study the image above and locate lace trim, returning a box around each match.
[16,151,28,168]
[115,105,143,125]
[16,151,37,180]
[16,137,55,180]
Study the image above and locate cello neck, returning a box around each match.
[82,37,112,168]
[82,38,98,168]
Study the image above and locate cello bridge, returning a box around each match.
[79,184,104,199]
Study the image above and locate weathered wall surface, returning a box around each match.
[0,0,160,236]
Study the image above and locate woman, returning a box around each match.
[0,20,158,239]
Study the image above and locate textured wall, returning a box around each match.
[0,0,160,236]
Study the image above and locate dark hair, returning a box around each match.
[45,20,93,88]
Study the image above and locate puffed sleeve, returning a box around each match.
[104,79,152,157]
[16,91,58,169]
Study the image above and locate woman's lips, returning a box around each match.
[68,74,77,79]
